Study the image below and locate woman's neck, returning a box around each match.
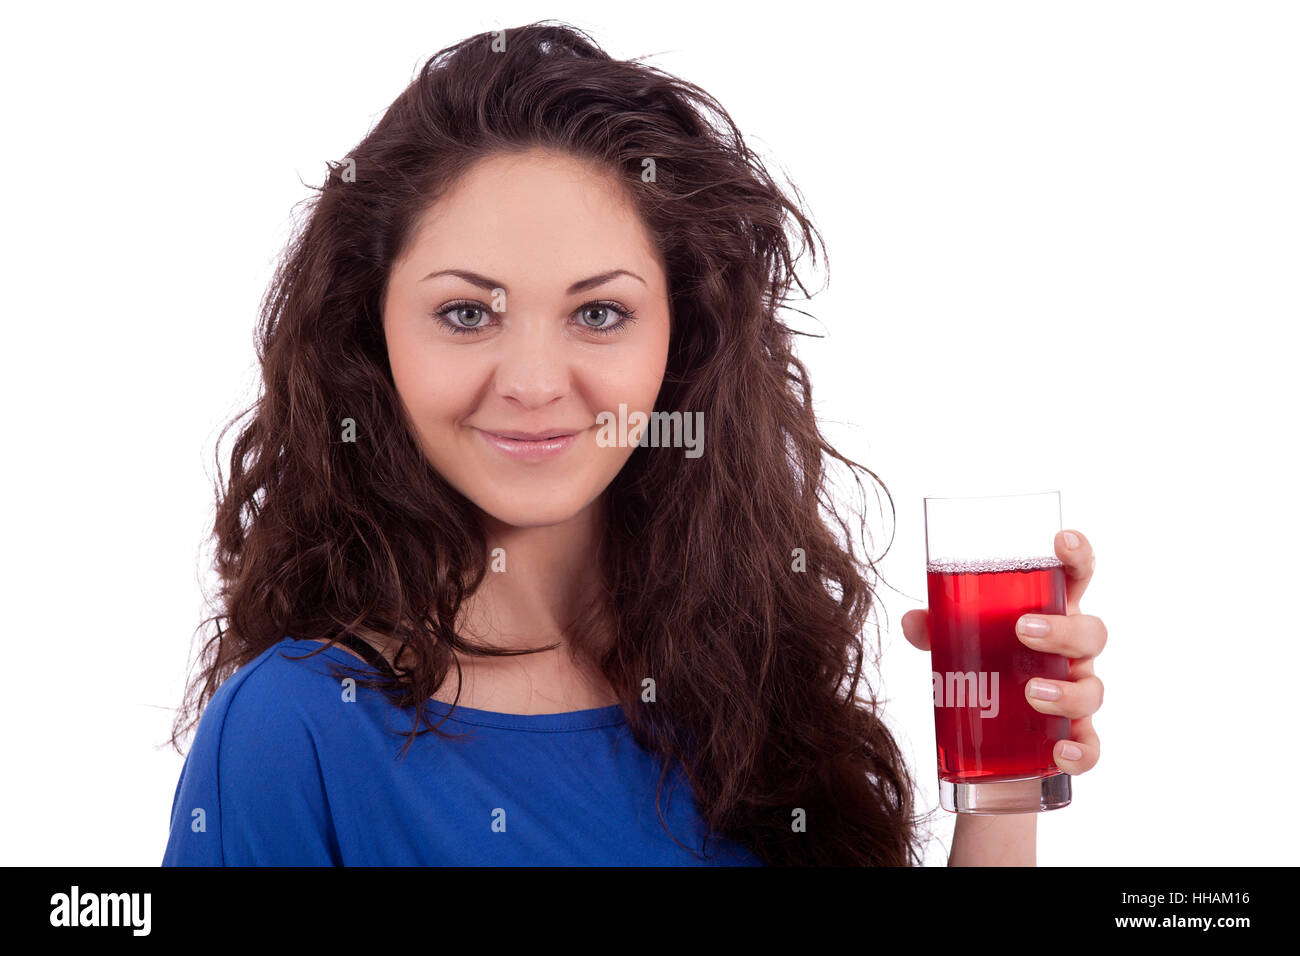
[339,495,620,714]
[465,497,608,650]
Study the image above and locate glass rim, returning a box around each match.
[923,489,1060,502]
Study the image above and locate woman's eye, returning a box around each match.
[573,301,638,334]
[447,306,486,327]
[578,305,617,329]
[431,302,492,335]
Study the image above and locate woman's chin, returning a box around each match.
[470,497,592,531]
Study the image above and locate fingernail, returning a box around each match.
[1064,531,1080,549]
[1017,615,1050,638]
[1027,679,1061,700]
[1060,741,1082,760]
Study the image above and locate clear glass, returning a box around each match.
[924,491,1072,814]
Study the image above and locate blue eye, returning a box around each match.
[432,300,638,336]
[437,304,489,331]
[575,303,632,332]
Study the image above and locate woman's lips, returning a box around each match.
[477,428,581,461]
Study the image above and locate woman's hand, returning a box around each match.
[901,529,1105,775]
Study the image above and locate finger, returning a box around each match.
[1057,529,1095,615]
[901,609,930,651]
[1025,674,1104,720]
[1016,612,1107,660]
[1054,715,1101,774]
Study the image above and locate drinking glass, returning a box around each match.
[924,491,1072,813]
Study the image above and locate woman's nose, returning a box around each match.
[490,319,573,408]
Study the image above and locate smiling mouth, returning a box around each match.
[481,428,583,441]
[475,428,584,461]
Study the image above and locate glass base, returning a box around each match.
[939,772,1071,814]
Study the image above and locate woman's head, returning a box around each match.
[382,147,670,529]
[175,20,933,866]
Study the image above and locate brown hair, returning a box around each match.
[170,20,934,866]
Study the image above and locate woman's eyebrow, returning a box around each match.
[419,268,645,295]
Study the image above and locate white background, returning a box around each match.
[2,0,1295,866]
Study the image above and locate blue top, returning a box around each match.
[162,638,763,866]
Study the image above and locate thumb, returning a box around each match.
[901,609,931,651]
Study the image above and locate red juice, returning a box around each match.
[926,556,1069,783]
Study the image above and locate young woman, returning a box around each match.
[163,21,1106,867]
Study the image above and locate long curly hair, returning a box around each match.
[169,20,934,866]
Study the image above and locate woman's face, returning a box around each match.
[382,148,671,529]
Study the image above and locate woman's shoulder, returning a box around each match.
[183,637,381,772]
[182,641,323,762]
[163,638,345,866]
[203,637,348,715]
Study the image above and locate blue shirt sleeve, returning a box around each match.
[161,649,341,866]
